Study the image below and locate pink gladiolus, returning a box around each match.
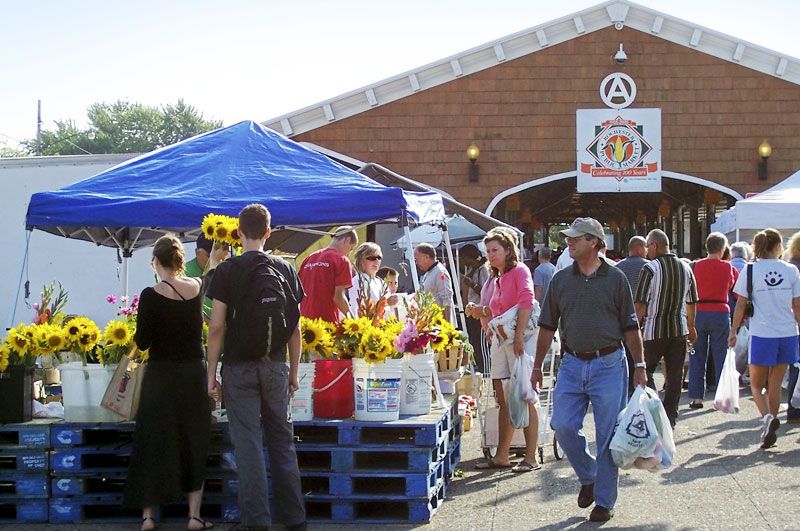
[106,295,117,304]
[33,303,40,311]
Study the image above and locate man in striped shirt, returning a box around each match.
[634,229,698,427]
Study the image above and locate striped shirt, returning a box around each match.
[634,253,698,340]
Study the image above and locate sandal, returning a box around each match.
[188,516,214,530]
[512,460,541,473]
[141,516,157,531]
[474,458,512,470]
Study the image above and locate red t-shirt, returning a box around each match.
[693,258,738,313]
[298,247,353,324]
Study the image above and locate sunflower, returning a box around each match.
[341,317,371,338]
[103,320,131,346]
[359,327,393,363]
[301,318,325,351]
[6,325,31,355]
[214,224,229,240]
[43,325,67,353]
[0,345,10,372]
[201,214,222,239]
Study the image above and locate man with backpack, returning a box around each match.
[207,204,306,531]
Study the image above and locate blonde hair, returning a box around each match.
[786,231,800,261]
[752,228,782,259]
[153,234,185,274]
[483,228,520,276]
[353,242,381,274]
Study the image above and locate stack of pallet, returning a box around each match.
[48,421,240,524]
[0,420,52,524]
[1,396,462,525]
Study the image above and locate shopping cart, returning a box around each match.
[477,334,563,464]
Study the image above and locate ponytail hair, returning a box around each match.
[752,228,782,259]
[153,234,186,274]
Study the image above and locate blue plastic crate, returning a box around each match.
[0,448,48,472]
[0,472,49,498]
[0,498,48,523]
[0,419,55,448]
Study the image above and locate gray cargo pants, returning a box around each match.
[222,360,305,527]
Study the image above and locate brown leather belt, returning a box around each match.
[565,344,620,361]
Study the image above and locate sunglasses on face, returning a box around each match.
[366,256,382,262]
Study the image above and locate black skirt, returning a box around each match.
[123,358,211,508]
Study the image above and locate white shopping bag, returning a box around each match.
[610,387,660,469]
[505,354,530,429]
[732,325,749,373]
[791,364,800,409]
[714,349,740,414]
[513,353,539,405]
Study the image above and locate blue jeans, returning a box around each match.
[689,311,730,400]
[550,348,627,509]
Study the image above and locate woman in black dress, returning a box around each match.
[124,235,213,530]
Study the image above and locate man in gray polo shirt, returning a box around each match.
[531,217,646,523]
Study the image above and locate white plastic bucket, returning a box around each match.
[290,363,315,421]
[400,353,435,416]
[59,362,124,422]
[353,358,402,421]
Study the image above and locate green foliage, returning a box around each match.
[21,99,222,156]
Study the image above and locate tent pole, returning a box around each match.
[442,225,467,334]
[402,214,420,291]
[7,230,31,329]
[736,228,740,242]
[122,249,132,300]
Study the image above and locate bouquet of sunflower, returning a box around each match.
[356,323,396,364]
[300,317,335,362]
[201,213,241,248]
[334,317,400,363]
[63,316,102,366]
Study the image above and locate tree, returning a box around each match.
[21,99,222,156]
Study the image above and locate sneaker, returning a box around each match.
[762,417,780,448]
[760,414,774,441]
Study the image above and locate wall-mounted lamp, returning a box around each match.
[467,143,480,182]
[614,43,627,64]
[758,140,772,180]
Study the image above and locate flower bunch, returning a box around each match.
[63,316,102,365]
[98,319,135,366]
[32,281,69,325]
[300,317,335,362]
[393,291,447,355]
[106,293,139,319]
[334,317,400,363]
[201,213,241,248]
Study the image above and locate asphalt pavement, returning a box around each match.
[5,375,799,531]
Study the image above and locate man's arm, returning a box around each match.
[534,285,543,304]
[624,327,647,388]
[334,285,350,317]
[287,319,301,395]
[686,303,697,342]
[207,299,227,401]
[530,326,555,392]
[635,302,647,324]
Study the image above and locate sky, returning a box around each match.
[1,0,799,150]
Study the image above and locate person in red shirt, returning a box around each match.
[298,227,357,324]
[688,232,738,408]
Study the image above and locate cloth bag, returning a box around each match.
[488,302,540,347]
[100,349,146,420]
[713,349,740,414]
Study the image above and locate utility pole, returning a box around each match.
[36,100,42,156]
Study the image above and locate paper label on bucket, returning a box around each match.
[355,377,400,412]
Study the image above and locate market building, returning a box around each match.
[265,0,800,258]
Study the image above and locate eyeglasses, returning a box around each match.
[366,256,382,261]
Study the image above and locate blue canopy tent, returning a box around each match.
[23,120,445,300]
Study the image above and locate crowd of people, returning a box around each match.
[118,203,800,528]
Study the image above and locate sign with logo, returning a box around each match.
[576,73,661,193]
[577,109,661,192]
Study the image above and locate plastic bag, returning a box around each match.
[791,363,800,409]
[513,354,539,405]
[610,387,675,471]
[732,325,749,373]
[714,349,740,414]
[505,354,530,429]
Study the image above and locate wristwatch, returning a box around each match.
[633,362,647,369]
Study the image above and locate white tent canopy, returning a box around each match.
[711,169,800,242]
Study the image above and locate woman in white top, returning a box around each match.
[348,242,395,317]
[729,228,800,449]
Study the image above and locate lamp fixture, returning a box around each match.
[467,143,480,182]
[614,43,627,64]
[758,140,772,180]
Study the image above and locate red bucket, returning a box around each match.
[313,359,354,418]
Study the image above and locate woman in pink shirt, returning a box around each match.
[467,228,539,473]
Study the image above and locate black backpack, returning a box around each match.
[224,253,299,361]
